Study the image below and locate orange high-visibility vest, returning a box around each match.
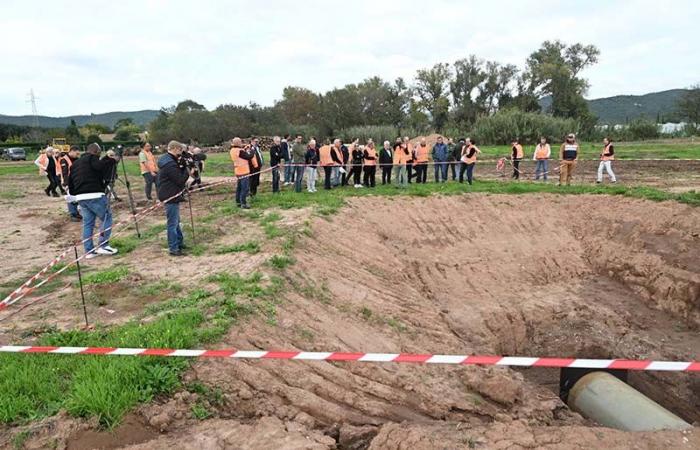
[601,144,615,161]
[462,145,478,164]
[59,155,73,182]
[364,147,377,166]
[514,144,524,159]
[230,147,250,176]
[535,144,549,160]
[37,153,48,174]
[392,146,402,165]
[139,151,157,174]
[54,155,63,176]
[415,145,429,163]
[319,145,334,166]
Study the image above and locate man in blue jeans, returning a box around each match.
[157,140,192,256]
[68,143,119,259]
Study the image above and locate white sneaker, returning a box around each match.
[96,245,118,256]
[85,252,98,259]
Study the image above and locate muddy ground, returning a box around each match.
[0,164,699,449]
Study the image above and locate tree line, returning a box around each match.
[150,40,603,144]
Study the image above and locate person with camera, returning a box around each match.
[139,142,158,200]
[68,143,119,258]
[230,137,254,208]
[191,147,206,188]
[157,140,193,257]
[249,137,264,197]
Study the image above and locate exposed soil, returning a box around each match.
[1,172,699,449]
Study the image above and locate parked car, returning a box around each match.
[1,147,27,161]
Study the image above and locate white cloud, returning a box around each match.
[0,0,698,116]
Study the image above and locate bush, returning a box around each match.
[625,118,660,140]
[337,125,398,144]
[470,109,580,145]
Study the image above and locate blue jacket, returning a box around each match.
[156,153,188,203]
[432,143,449,161]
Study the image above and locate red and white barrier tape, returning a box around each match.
[0,345,697,371]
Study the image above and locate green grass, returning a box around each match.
[81,266,129,285]
[268,255,294,269]
[215,241,260,255]
[0,271,283,429]
[0,190,23,200]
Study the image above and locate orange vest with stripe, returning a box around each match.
[415,145,429,163]
[462,145,478,164]
[139,151,157,174]
[319,145,334,166]
[601,144,615,161]
[364,147,377,166]
[535,144,549,160]
[513,144,524,159]
[230,147,250,176]
[331,146,343,165]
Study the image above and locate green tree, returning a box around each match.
[318,85,363,137]
[114,117,135,130]
[525,40,599,120]
[450,56,486,128]
[175,99,206,113]
[65,119,81,143]
[677,84,700,125]
[86,134,103,146]
[414,63,452,132]
[275,86,320,125]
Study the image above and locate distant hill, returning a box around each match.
[539,89,688,124]
[0,110,159,128]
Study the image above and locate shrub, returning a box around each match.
[471,109,580,145]
[626,118,660,140]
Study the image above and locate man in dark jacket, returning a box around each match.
[269,136,282,193]
[157,140,191,256]
[281,134,293,184]
[379,140,393,185]
[68,143,118,258]
[248,137,264,197]
[432,136,449,182]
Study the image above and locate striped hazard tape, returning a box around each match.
[0,346,698,372]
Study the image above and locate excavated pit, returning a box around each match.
[25,193,699,449]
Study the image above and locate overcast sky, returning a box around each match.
[1,0,698,116]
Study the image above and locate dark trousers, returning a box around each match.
[363,166,376,187]
[449,161,457,180]
[45,173,59,196]
[323,166,332,189]
[381,166,392,184]
[459,163,475,185]
[235,177,250,206]
[512,159,521,179]
[414,163,427,183]
[348,164,362,185]
[272,166,280,193]
[143,172,156,199]
[434,162,448,182]
[250,169,260,196]
[341,167,349,186]
[294,165,305,192]
[407,164,413,183]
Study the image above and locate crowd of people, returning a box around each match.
[229,132,617,208]
[30,133,617,259]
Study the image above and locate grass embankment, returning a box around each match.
[0,272,282,429]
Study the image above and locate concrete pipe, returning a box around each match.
[567,371,691,431]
